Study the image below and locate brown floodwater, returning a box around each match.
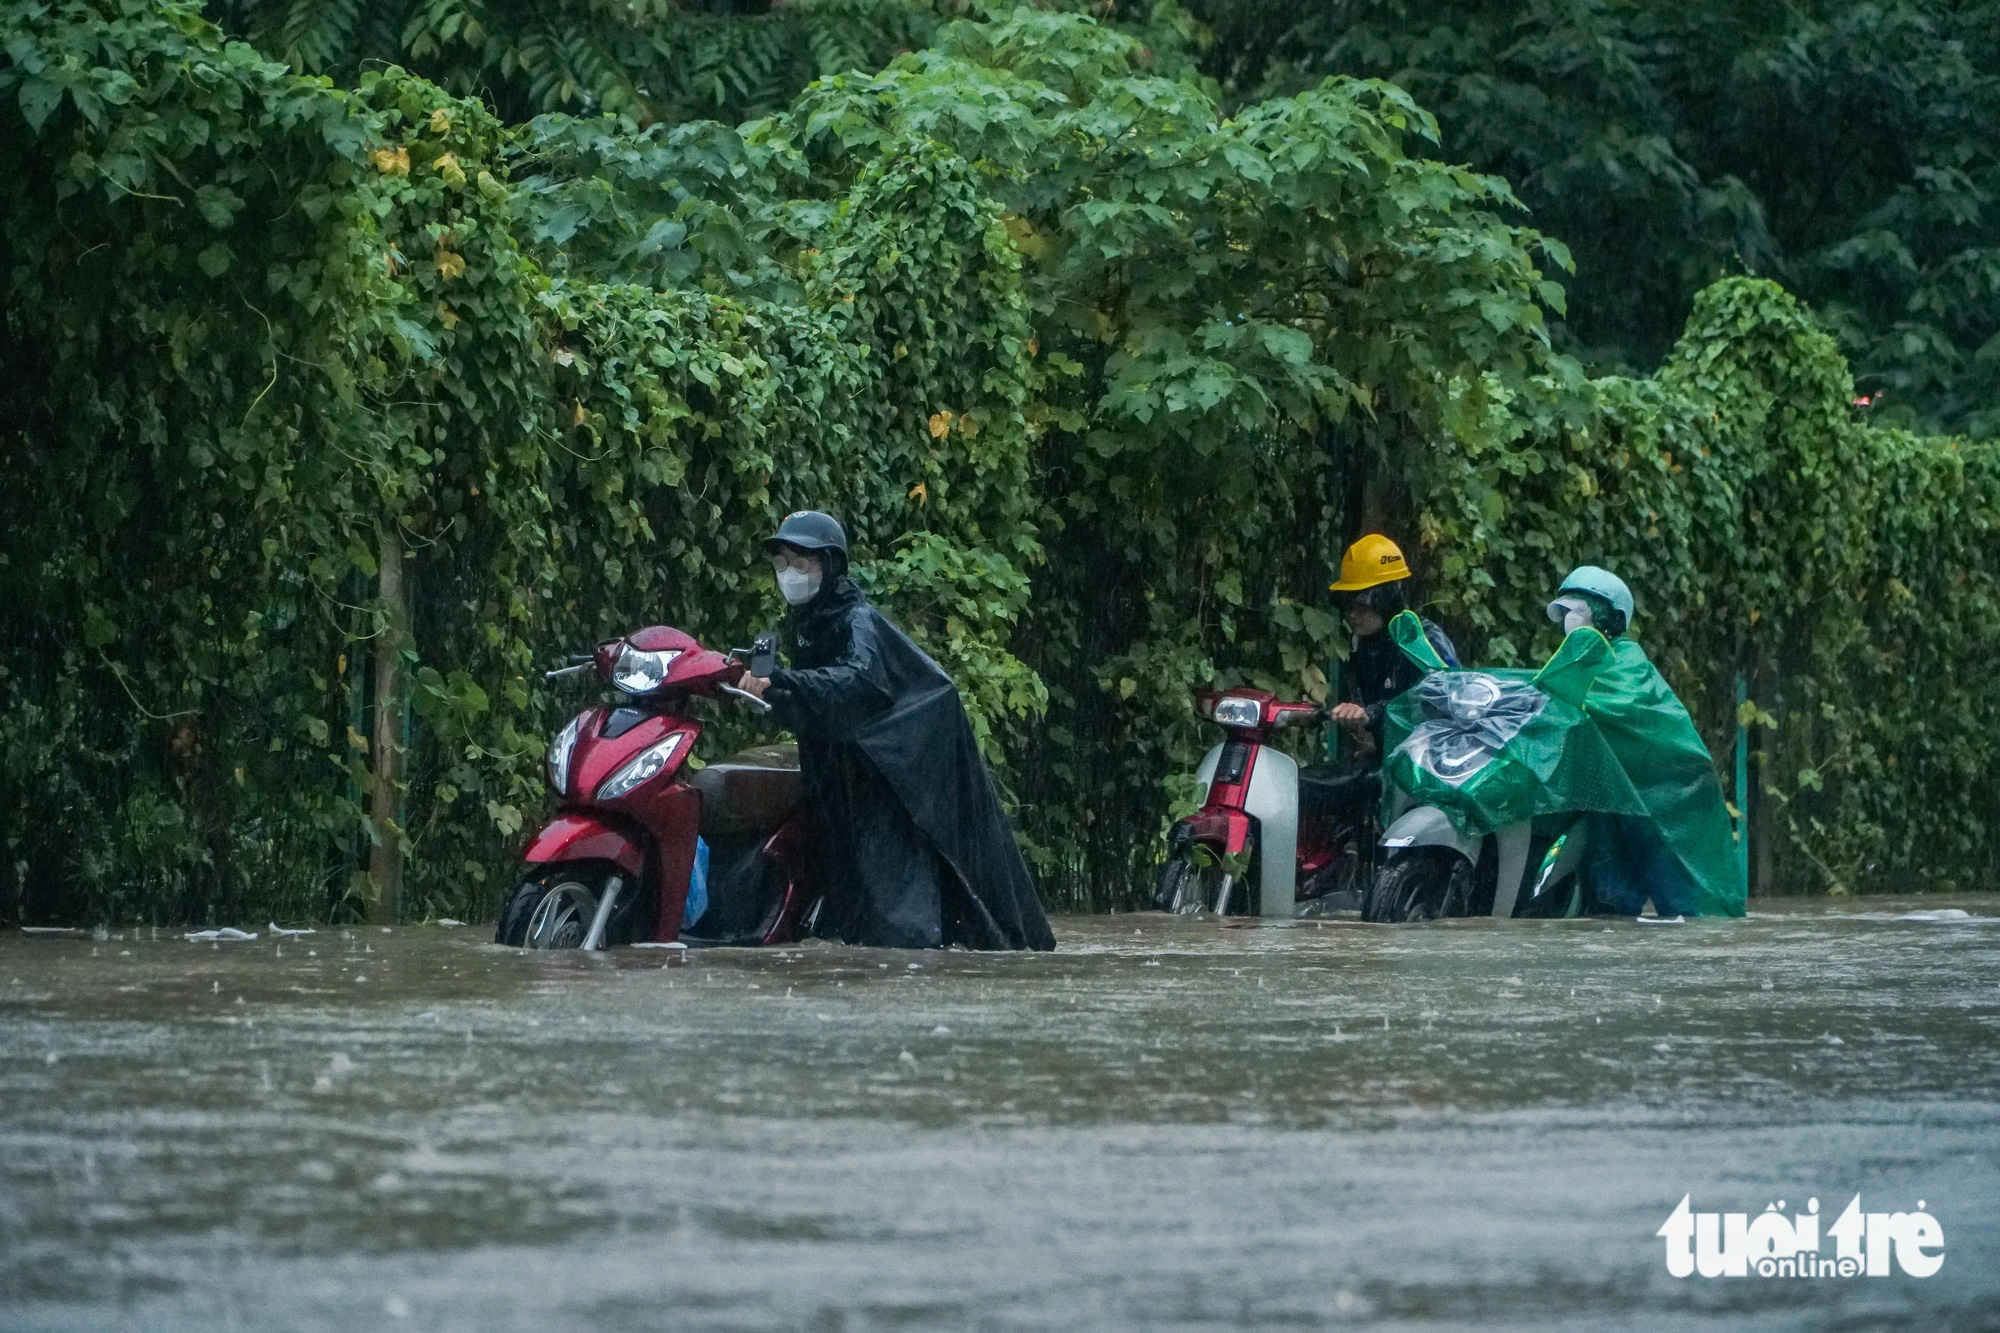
[2,899,1997,1330]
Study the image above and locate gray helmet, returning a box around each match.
[763,510,848,557]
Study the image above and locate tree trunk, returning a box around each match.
[367,523,407,924]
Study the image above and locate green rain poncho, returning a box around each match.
[1380,618,1649,835]
[1379,614,1745,918]
[1578,637,1746,918]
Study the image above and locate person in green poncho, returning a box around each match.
[1545,567,1747,917]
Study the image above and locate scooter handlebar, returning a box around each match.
[717,682,772,712]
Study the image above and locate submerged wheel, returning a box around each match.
[1364,848,1471,923]
[1156,855,1225,914]
[496,867,637,948]
[1155,835,1255,915]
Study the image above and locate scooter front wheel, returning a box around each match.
[1364,848,1471,923]
[497,866,636,948]
[1155,841,1251,915]
[1155,856,1220,914]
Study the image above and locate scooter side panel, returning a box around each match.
[522,813,645,878]
[757,812,822,944]
[1243,747,1298,917]
[631,783,699,942]
[1489,820,1534,919]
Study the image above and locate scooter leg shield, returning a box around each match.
[1240,747,1298,917]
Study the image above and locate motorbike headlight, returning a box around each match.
[546,715,584,795]
[1211,695,1263,728]
[596,733,685,801]
[612,644,681,695]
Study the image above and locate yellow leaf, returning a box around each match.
[1118,677,1138,700]
[432,151,466,189]
[1000,212,1049,260]
[893,342,908,360]
[908,482,928,505]
[437,303,459,329]
[958,413,981,439]
[572,400,586,426]
[927,411,954,439]
[1027,337,1038,357]
[435,249,466,280]
[368,146,410,176]
[429,107,453,134]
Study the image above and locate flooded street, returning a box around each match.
[3,901,1997,1331]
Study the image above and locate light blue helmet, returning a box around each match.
[1556,565,1634,632]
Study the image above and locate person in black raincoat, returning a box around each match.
[1298,534,1459,827]
[738,512,1055,951]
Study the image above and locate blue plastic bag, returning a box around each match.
[682,836,709,930]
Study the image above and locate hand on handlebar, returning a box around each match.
[1330,702,1368,731]
[737,673,771,700]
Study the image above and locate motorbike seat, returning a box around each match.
[690,744,802,839]
[1297,763,1379,820]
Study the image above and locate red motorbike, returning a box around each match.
[495,626,821,950]
[1154,688,1376,917]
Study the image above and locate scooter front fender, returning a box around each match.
[523,812,645,879]
[1178,807,1254,856]
[1381,805,1481,862]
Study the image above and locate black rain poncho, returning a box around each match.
[766,578,1055,951]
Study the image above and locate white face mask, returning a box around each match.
[1548,595,1592,635]
[777,567,822,606]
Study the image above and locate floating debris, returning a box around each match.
[184,928,259,942]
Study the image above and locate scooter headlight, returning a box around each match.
[546,715,584,795]
[596,733,685,801]
[612,644,681,695]
[1211,695,1263,728]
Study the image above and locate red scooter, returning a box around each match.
[495,626,821,950]
[1154,688,1376,916]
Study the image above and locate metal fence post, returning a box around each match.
[1734,673,1751,892]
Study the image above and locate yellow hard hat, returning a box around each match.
[1330,533,1411,591]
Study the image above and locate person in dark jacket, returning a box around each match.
[1299,534,1458,827]
[737,512,1055,951]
